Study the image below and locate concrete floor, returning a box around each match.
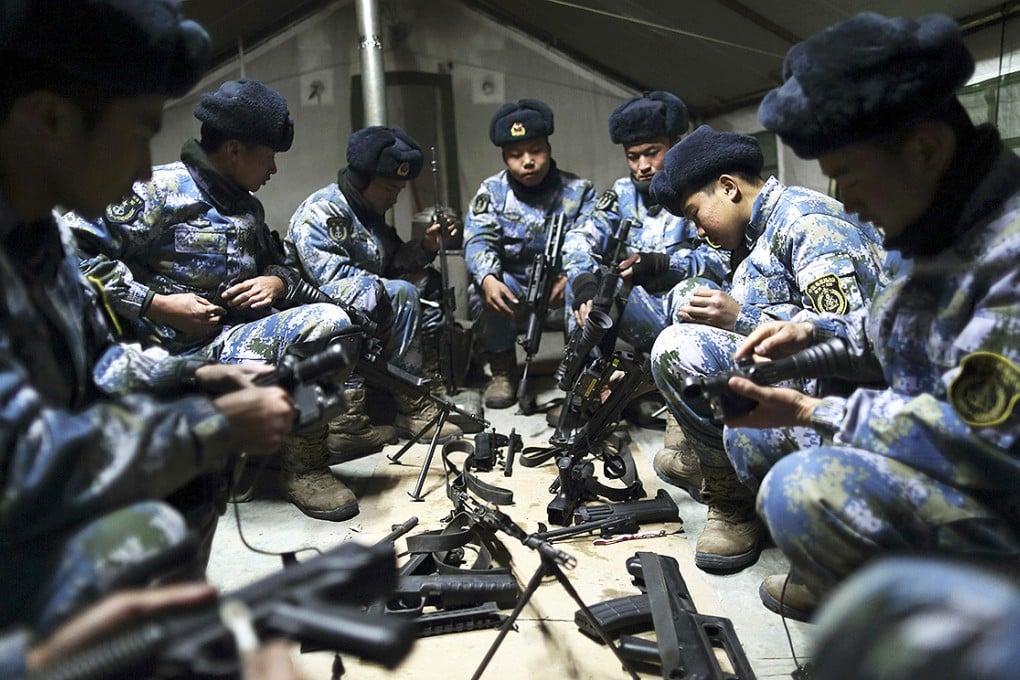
[207,359,813,679]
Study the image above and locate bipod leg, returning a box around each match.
[406,405,451,502]
[470,556,640,680]
[386,407,440,464]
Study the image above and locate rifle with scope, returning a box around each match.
[253,328,363,432]
[516,211,566,414]
[681,336,854,423]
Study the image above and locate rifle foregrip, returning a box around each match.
[393,574,519,609]
[575,594,650,642]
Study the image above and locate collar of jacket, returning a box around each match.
[180,138,265,220]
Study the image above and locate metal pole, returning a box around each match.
[355,0,387,126]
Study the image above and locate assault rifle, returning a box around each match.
[553,217,640,442]
[516,212,567,414]
[430,146,472,393]
[577,552,755,679]
[29,541,416,680]
[253,328,363,432]
[682,337,852,423]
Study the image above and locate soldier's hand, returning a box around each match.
[148,292,226,332]
[481,274,517,317]
[735,320,815,361]
[25,583,217,673]
[195,363,273,395]
[549,274,567,307]
[617,253,641,280]
[678,287,740,329]
[723,377,820,429]
[221,276,285,310]
[214,386,295,454]
[574,299,593,328]
[423,220,457,253]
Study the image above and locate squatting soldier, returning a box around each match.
[561,91,730,427]
[65,79,371,522]
[286,125,462,444]
[464,98,597,408]
[649,125,892,574]
[720,12,1020,620]
[0,0,300,666]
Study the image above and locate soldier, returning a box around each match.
[464,99,596,409]
[561,91,729,428]
[65,79,370,522]
[286,125,462,444]
[720,12,1020,620]
[0,0,300,667]
[648,125,892,574]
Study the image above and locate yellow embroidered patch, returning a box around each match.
[949,352,1020,427]
[105,192,143,224]
[805,273,849,314]
[510,121,526,137]
[396,162,410,177]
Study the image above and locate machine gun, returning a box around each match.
[545,350,651,526]
[516,212,567,414]
[430,146,472,393]
[553,217,640,442]
[253,328,363,432]
[681,337,853,423]
[29,541,416,680]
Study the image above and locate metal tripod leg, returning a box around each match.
[470,555,640,680]
[385,402,454,502]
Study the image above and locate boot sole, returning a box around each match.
[394,427,462,445]
[694,538,764,574]
[287,498,360,522]
[484,396,517,409]
[758,580,815,622]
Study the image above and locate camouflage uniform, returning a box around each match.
[652,176,892,468]
[65,140,366,364]
[562,177,729,352]
[812,557,1020,680]
[0,190,236,637]
[286,177,433,374]
[732,145,1020,596]
[464,165,596,352]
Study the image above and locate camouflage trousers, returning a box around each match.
[184,302,351,364]
[650,321,820,469]
[468,272,564,354]
[750,445,1020,597]
[0,500,195,636]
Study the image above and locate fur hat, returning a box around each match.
[1,0,208,97]
[758,12,974,158]
[609,91,689,145]
[489,99,554,146]
[346,126,423,180]
[194,79,294,152]
[650,125,763,215]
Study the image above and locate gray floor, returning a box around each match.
[207,350,813,679]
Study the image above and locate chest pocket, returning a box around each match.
[175,225,228,254]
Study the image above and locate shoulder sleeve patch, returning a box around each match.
[105,192,144,225]
[949,352,1020,427]
[327,214,352,244]
[804,273,849,314]
[471,193,491,216]
[595,190,618,213]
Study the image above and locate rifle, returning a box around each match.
[430,146,472,393]
[681,337,852,423]
[253,328,363,432]
[577,552,755,679]
[553,217,640,442]
[29,541,416,680]
[516,212,567,414]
